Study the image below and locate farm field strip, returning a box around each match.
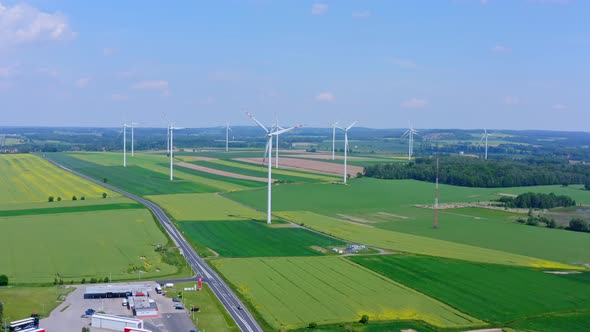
[0,196,133,211]
[171,163,263,189]
[275,211,579,269]
[188,160,321,183]
[176,161,267,182]
[211,257,483,330]
[0,202,143,217]
[206,158,340,181]
[506,311,590,331]
[236,157,364,177]
[349,255,590,324]
[0,154,117,203]
[178,220,345,257]
[146,193,265,221]
[0,209,179,283]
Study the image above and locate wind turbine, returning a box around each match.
[401,122,419,160]
[335,122,357,184]
[225,122,232,152]
[481,129,491,160]
[168,124,184,181]
[246,111,302,224]
[331,121,339,160]
[272,115,285,168]
[120,123,131,167]
[130,122,139,157]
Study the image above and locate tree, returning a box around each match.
[308,322,318,328]
[585,181,590,191]
[547,219,557,228]
[82,327,90,332]
[81,196,85,200]
[72,195,77,201]
[48,196,54,202]
[81,278,86,284]
[568,218,589,232]
[57,197,62,202]
[103,178,108,183]
[103,277,109,283]
[102,192,107,199]
[0,274,8,286]
[359,315,369,324]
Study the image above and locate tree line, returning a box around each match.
[364,156,590,187]
[498,192,576,209]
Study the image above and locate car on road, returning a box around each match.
[174,304,184,310]
[237,305,243,310]
[172,297,181,302]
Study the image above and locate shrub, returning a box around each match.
[81,196,85,200]
[568,218,589,232]
[72,195,77,201]
[48,196,54,202]
[57,197,62,201]
[308,322,318,329]
[547,219,557,228]
[0,274,8,286]
[102,193,107,199]
[359,315,369,324]
[81,278,86,284]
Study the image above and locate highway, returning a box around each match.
[43,156,264,332]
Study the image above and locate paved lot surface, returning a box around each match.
[41,282,195,332]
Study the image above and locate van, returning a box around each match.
[122,299,128,307]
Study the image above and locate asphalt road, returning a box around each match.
[43,156,263,332]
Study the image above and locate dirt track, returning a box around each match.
[176,162,268,182]
[236,157,364,176]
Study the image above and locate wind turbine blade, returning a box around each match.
[346,121,357,131]
[263,139,270,163]
[271,124,302,136]
[401,130,410,138]
[245,111,269,133]
[331,121,340,127]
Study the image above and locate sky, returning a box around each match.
[0,0,588,130]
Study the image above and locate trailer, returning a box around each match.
[91,313,143,331]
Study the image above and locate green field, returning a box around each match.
[352,206,590,266]
[164,283,240,332]
[0,286,73,320]
[178,220,344,257]
[0,202,143,217]
[224,178,590,214]
[211,257,482,330]
[0,209,182,283]
[46,153,216,196]
[146,193,264,221]
[0,154,117,203]
[276,211,576,269]
[0,196,133,211]
[350,255,590,324]
[174,163,264,188]
[507,311,590,331]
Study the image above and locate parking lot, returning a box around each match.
[41,282,195,332]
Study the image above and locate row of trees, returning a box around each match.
[48,193,107,202]
[498,192,576,209]
[364,157,590,187]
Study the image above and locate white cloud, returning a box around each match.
[102,48,115,56]
[0,63,18,78]
[401,98,429,108]
[75,77,90,88]
[491,45,511,53]
[0,2,75,47]
[311,3,329,15]
[552,103,567,110]
[352,11,371,19]
[316,92,335,102]
[110,93,128,102]
[131,80,170,96]
[502,96,521,105]
[389,57,419,69]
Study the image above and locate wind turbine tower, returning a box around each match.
[481,129,491,160]
[401,123,419,160]
[122,123,130,167]
[246,111,302,224]
[272,115,285,168]
[168,124,184,181]
[335,122,357,184]
[225,122,232,152]
[331,121,339,160]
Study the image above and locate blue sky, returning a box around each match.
[0,0,588,130]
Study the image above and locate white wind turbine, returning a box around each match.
[335,122,357,184]
[331,121,339,160]
[120,122,131,167]
[272,115,285,168]
[225,122,232,152]
[481,129,491,160]
[246,111,302,224]
[130,122,139,157]
[168,123,184,181]
[401,122,419,160]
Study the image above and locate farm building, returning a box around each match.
[128,296,159,317]
[91,313,144,331]
[84,285,151,299]
[346,244,366,253]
